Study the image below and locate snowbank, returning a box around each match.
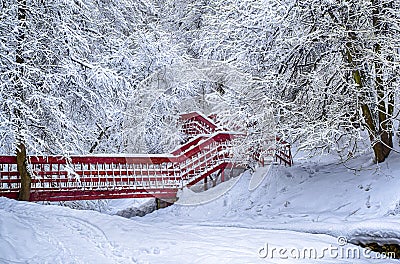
[147,153,400,247]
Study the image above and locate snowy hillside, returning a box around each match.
[151,153,400,243]
[1,153,400,263]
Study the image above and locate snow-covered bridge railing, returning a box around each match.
[0,132,237,202]
[180,111,218,136]
[181,112,293,167]
[275,137,293,167]
[0,111,292,202]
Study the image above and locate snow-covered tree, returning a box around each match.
[198,0,400,163]
[270,0,400,162]
[0,0,172,199]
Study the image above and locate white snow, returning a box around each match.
[175,175,242,206]
[248,165,271,191]
[1,153,400,263]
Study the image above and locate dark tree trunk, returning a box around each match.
[345,1,393,163]
[15,0,31,200]
[346,45,387,163]
[17,143,31,201]
[371,0,393,160]
[16,0,26,65]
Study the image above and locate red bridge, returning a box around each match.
[0,112,292,202]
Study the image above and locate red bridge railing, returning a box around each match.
[181,112,293,167]
[180,111,218,135]
[0,132,236,201]
[0,112,292,202]
[275,137,293,167]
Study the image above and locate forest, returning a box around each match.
[1,0,399,162]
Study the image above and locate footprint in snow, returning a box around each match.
[280,187,288,193]
[286,172,293,178]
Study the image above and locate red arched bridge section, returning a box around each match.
[0,112,292,202]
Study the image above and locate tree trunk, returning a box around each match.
[345,20,390,163]
[15,0,31,201]
[17,0,26,65]
[347,46,386,163]
[17,143,31,201]
[360,103,386,163]
[372,0,393,159]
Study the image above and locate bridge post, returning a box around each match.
[156,198,176,209]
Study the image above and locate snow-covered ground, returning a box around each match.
[1,152,400,263]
